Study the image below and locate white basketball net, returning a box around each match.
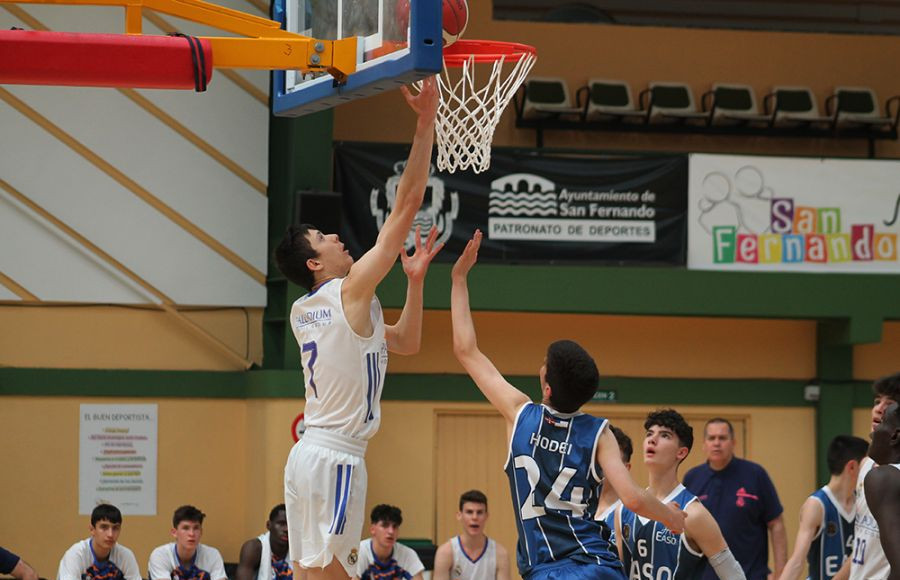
[417,49,536,174]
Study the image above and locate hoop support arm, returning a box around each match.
[0,0,358,78]
[207,36,357,80]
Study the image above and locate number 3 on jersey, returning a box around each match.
[301,341,318,397]
[514,455,586,519]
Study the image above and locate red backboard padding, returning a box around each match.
[0,29,213,89]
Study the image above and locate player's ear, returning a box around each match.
[676,446,689,462]
[306,257,323,272]
[170,527,177,539]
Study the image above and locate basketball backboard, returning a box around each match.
[272,0,441,116]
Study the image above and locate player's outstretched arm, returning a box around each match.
[777,498,823,580]
[596,429,686,534]
[431,542,452,580]
[385,225,443,355]
[865,465,900,579]
[235,538,262,580]
[451,230,529,424]
[683,502,746,580]
[343,78,439,307]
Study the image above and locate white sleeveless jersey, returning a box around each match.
[449,536,497,580]
[849,457,890,580]
[290,278,388,441]
[256,532,293,580]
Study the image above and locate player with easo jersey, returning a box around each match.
[832,372,899,580]
[450,230,685,580]
[779,436,868,580]
[274,79,440,580]
[617,409,745,580]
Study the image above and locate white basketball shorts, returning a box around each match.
[284,427,368,577]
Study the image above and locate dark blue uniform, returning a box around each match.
[505,403,623,579]
[806,486,853,580]
[683,457,783,580]
[620,485,704,580]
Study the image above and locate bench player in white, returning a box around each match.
[274,78,440,580]
[433,490,510,580]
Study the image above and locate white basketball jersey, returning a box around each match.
[449,536,496,580]
[849,457,889,580]
[290,278,388,441]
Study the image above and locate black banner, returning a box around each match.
[333,143,687,265]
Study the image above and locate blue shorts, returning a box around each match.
[525,559,626,580]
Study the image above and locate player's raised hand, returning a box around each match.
[401,225,444,282]
[401,76,439,128]
[664,501,687,534]
[452,229,482,279]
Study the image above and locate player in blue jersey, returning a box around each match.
[450,230,685,580]
[617,409,745,580]
[780,435,869,580]
[595,426,633,558]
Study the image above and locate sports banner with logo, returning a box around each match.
[688,154,900,273]
[333,143,687,264]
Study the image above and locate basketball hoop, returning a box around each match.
[418,40,536,174]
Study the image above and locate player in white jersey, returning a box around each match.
[594,426,633,558]
[148,506,227,580]
[433,490,510,580]
[864,400,900,579]
[58,504,141,580]
[236,505,296,580]
[833,371,899,580]
[274,78,440,580]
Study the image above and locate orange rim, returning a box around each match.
[442,39,537,66]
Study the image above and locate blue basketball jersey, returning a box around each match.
[620,485,703,580]
[504,403,622,578]
[806,486,854,580]
[597,500,620,549]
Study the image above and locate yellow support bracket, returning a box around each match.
[0,0,358,80]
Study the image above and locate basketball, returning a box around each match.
[442,0,468,46]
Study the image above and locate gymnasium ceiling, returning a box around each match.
[493,0,900,35]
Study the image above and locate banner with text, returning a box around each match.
[688,154,900,273]
[79,404,157,515]
[334,144,687,264]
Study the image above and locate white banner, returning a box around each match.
[79,404,158,515]
[488,218,656,242]
[688,154,900,273]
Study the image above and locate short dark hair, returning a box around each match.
[370,504,402,526]
[826,435,869,475]
[459,490,488,511]
[610,425,633,463]
[173,505,205,528]
[873,372,900,401]
[545,340,599,413]
[275,224,317,291]
[645,409,693,453]
[704,417,734,439]
[269,503,286,522]
[91,504,122,526]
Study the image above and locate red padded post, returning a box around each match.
[0,30,213,90]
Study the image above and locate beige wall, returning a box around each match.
[1,396,813,579]
[0,305,263,370]
[385,309,817,378]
